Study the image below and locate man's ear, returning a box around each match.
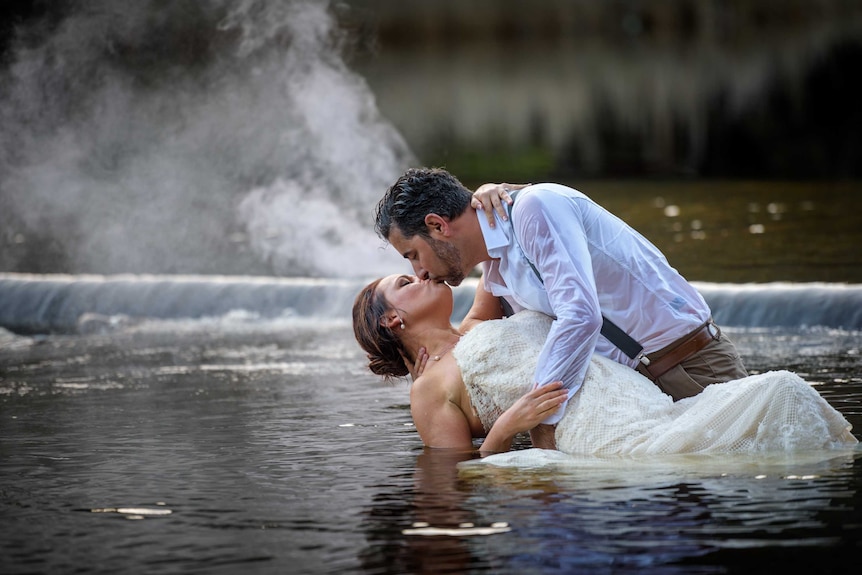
[424,213,450,238]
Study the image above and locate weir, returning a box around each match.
[1,273,860,335]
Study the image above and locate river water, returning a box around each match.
[1,276,861,575]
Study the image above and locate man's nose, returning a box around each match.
[414,264,429,281]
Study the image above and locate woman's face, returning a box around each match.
[378,274,453,324]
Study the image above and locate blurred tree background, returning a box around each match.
[341,0,862,183]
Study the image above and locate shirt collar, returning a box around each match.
[476,208,510,256]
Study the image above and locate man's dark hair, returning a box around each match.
[375,167,472,240]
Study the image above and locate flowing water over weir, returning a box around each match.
[1,273,862,333]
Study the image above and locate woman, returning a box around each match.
[353,275,858,456]
[353,274,568,454]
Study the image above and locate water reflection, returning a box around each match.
[360,448,492,574]
[360,446,862,574]
[581,180,862,283]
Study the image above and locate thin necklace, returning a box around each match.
[429,341,458,361]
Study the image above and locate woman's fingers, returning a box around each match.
[530,380,565,394]
[515,382,567,421]
[410,347,429,379]
[471,182,529,228]
[505,382,567,433]
[532,382,567,413]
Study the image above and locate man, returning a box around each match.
[375,167,747,424]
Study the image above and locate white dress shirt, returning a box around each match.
[478,183,711,424]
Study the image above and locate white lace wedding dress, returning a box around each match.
[453,311,857,460]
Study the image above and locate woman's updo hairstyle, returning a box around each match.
[352,278,410,379]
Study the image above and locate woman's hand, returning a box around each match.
[479,381,567,454]
[471,182,529,228]
[504,381,568,432]
[408,347,430,380]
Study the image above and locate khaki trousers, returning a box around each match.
[652,331,749,401]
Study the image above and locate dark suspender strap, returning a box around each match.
[499,296,515,317]
[505,191,644,359]
[599,317,643,359]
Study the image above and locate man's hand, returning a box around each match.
[471,182,529,228]
[529,424,557,450]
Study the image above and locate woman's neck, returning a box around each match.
[407,326,462,363]
[426,338,460,361]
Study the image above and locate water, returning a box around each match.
[1,279,861,574]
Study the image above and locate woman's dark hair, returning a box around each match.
[352,278,410,380]
[375,167,472,241]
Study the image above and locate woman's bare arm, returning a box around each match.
[478,382,567,455]
[409,373,475,450]
[410,370,567,454]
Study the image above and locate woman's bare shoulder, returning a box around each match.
[409,358,465,404]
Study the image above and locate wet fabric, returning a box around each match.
[454,311,857,455]
[476,183,712,423]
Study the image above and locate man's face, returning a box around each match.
[388,226,466,286]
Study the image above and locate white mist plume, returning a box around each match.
[232,0,410,277]
[240,176,398,277]
[0,0,412,277]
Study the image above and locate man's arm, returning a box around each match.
[514,189,603,423]
[460,276,504,332]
